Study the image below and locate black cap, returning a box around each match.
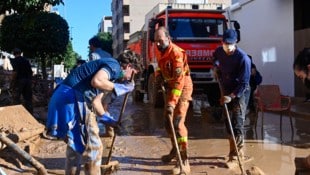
[12,48,22,55]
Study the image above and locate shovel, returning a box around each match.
[102,71,135,174]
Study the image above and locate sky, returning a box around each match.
[53,0,112,60]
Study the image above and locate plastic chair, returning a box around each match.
[254,84,294,142]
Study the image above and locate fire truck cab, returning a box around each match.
[128,3,240,108]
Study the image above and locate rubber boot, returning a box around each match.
[161,146,176,163]
[172,150,190,175]
[228,135,244,161]
[161,137,177,163]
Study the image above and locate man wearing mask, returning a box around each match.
[213,29,251,163]
[154,26,193,174]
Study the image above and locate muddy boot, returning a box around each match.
[161,146,176,163]
[172,151,190,175]
[172,159,190,175]
[228,135,244,161]
[246,166,266,175]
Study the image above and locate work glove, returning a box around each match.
[97,112,119,128]
[114,81,135,96]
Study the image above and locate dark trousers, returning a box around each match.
[13,79,33,114]
[224,86,250,137]
[248,85,256,111]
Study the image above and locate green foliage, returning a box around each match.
[0,0,64,14]
[97,32,113,55]
[60,41,80,70]
[0,12,69,79]
[0,12,69,58]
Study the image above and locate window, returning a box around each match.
[168,18,225,38]
[123,5,129,16]
[123,23,130,33]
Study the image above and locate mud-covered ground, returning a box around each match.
[0,95,310,175]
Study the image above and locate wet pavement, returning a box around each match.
[0,92,309,175]
[100,95,310,175]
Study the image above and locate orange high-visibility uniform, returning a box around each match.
[156,42,193,153]
[156,42,193,111]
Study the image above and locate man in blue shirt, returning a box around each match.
[213,29,251,162]
[88,36,115,138]
[46,50,139,174]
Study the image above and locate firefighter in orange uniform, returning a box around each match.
[154,26,193,174]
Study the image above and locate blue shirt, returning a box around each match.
[47,57,122,153]
[63,57,121,93]
[89,48,111,61]
[213,46,251,97]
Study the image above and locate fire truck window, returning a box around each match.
[168,18,225,38]
[170,22,177,31]
[168,19,193,38]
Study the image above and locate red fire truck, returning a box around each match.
[128,3,240,108]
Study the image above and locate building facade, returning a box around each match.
[111,0,167,57]
[98,16,112,33]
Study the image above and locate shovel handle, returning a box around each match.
[105,71,135,165]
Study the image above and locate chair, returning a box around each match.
[254,84,294,142]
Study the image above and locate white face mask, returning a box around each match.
[223,43,236,54]
[156,40,169,52]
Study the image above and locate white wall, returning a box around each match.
[227,0,294,96]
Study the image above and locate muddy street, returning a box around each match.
[0,95,310,175]
[101,95,310,175]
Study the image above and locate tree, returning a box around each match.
[97,32,113,55]
[59,41,80,71]
[0,12,69,78]
[0,0,64,14]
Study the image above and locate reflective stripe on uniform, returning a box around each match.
[177,136,188,143]
[172,88,182,96]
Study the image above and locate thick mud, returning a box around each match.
[0,95,309,175]
[99,96,310,175]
